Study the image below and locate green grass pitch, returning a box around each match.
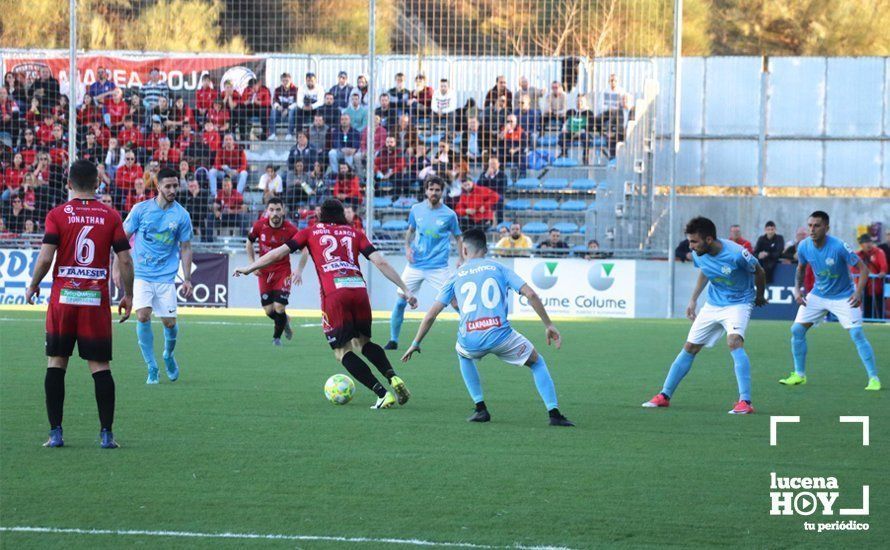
[1,309,887,548]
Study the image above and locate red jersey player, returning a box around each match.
[235,199,418,409]
[246,198,308,345]
[26,160,135,449]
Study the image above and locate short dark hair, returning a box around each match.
[858,233,872,244]
[267,197,284,207]
[462,228,488,253]
[685,216,717,240]
[809,211,830,225]
[765,221,776,228]
[319,199,348,225]
[157,167,179,182]
[68,160,98,191]
[424,175,446,191]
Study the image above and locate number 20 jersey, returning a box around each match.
[436,258,528,353]
[286,223,377,297]
[43,199,130,306]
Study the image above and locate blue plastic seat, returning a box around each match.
[371,219,382,230]
[421,133,444,145]
[536,135,559,147]
[559,200,588,212]
[514,178,540,191]
[579,225,587,234]
[532,199,559,212]
[571,179,598,191]
[392,196,418,210]
[552,222,579,234]
[373,196,392,209]
[522,222,549,235]
[542,178,569,191]
[504,199,532,211]
[381,219,409,232]
[494,221,511,232]
[552,157,579,168]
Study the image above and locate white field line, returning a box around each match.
[0,526,574,550]
[0,318,416,329]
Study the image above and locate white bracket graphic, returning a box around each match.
[839,416,870,446]
[770,416,800,446]
[840,485,870,516]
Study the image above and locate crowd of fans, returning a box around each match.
[0,65,631,239]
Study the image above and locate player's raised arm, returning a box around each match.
[686,271,708,320]
[850,255,870,308]
[25,243,57,304]
[235,243,291,276]
[401,300,447,362]
[115,248,135,322]
[518,284,561,349]
[367,251,417,308]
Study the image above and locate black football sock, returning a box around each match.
[361,342,396,381]
[341,352,387,397]
[92,370,115,431]
[272,311,287,339]
[548,408,563,418]
[475,401,488,412]
[45,367,66,429]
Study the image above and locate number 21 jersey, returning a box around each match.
[286,223,377,297]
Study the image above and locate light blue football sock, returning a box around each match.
[390,297,407,343]
[661,349,695,398]
[136,320,157,370]
[731,347,752,402]
[850,327,878,379]
[791,323,808,376]
[458,355,484,404]
[529,354,558,410]
[163,324,178,356]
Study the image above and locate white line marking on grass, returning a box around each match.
[0,318,412,329]
[0,526,574,549]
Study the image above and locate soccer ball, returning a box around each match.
[324,374,355,405]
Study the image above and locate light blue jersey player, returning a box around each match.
[643,217,767,414]
[121,168,193,384]
[401,229,573,426]
[385,176,463,350]
[780,211,880,390]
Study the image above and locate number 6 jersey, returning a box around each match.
[285,223,377,297]
[435,258,528,353]
[43,198,130,306]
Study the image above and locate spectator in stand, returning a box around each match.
[96,164,111,194]
[431,78,457,131]
[0,87,21,141]
[143,117,168,157]
[2,152,26,200]
[375,93,399,129]
[729,224,753,253]
[143,160,161,190]
[544,80,568,126]
[328,114,360,175]
[317,92,341,129]
[559,94,595,163]
[513,76,543,110]
[393,114,418,158]
[538,228,569,257]
[409,73,433,117]
[481,95,510,157]
[88,67,116,103]
[179,177,213,241]
[452,97,479,135]
[3,195,31,234]
[406,142,432,189]
[328,71,353,110]
[515,94,543,137]
[177,159,195,187]
[123,177,153,215]
[375,135,407,196]
[287,131,320,178]
[258,164,283,203]
[4,72,27,109]
[117,115,145,150]
[585,239,611,259]
[593,73,632,157]
[176,120,195,150]
[19,173,39,212]
[167,96,194,138]
[195,74,217,123]
[220,79,241,120]
[99,193,115,210]
[879,229,890,261]
[53,94,70,127]
[213,175,247,232]
[483,75,512,108]
[477,156,508,223]
[47,124,68,165]
[185,119,218,169]
[495,222,534,257]
[17,128,38,166]
[430,140,457,182]
[88,119,111,149]
[25,97,44,130]
[79,131,103,165]
[104,136,125,180]
[283,161,315,211]
[209,133,248,194]
[153,136,180,169]
[454,178,499,232]
[237,77,271,140]
[344,91,368,132]
[753,221,785,283]
[355,74,370,105]
[388,72,410,114]
[295,72,324,131]
[344,203,363,230]
[127,90,146,129]
[104,88,129,130]
[207,97,231,133]
[269,72,298,140]
[31,152,52,186]
[333,162,362,205]
[30,66,60,111]
[781,228,808,263]
[77,93,103,130]
[855,234,887,320]
[308,114,329,156]
[36,112,55,145]
[497,114,529,179]
[356,114,386,176]
[141,68,169,124]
